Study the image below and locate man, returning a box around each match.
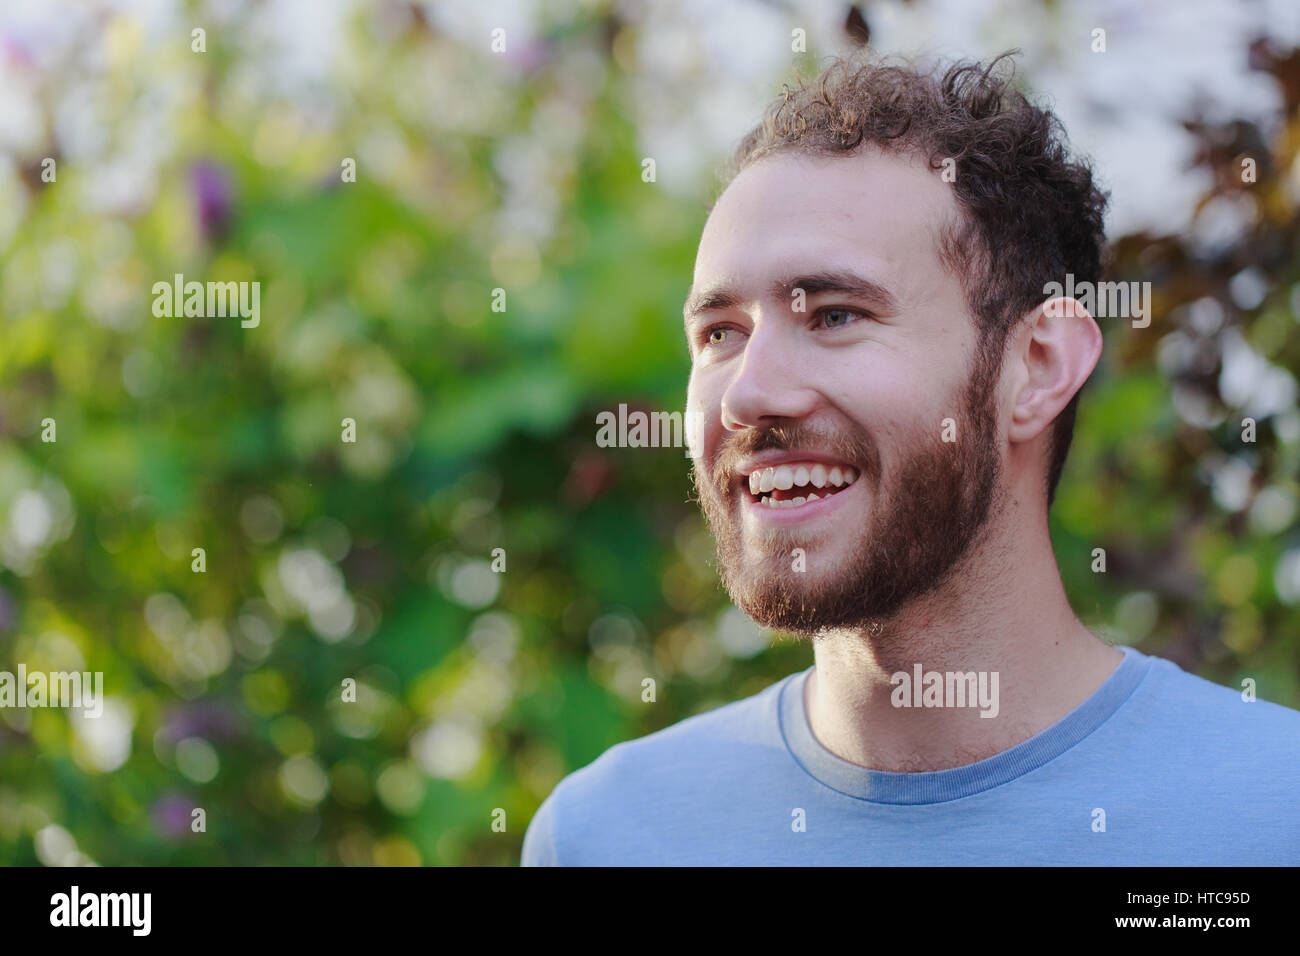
[522,53,1300,865]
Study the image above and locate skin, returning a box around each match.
[684,147,1123,773]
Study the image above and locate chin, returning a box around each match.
[724,567,840,630]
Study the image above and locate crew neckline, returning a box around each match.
[779,644,1152,805]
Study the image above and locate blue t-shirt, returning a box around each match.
[521,645,1300,865]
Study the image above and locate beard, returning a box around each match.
[691,350,1005,637]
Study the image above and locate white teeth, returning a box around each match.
[757,492,825,508]
[748,462,858,501]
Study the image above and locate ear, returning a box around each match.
[1007,297,1102,445]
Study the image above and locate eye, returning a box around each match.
[700,324,742,349]
[817,307,868,329]
[692,322,747,359]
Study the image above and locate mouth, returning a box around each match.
[740,461,859,510]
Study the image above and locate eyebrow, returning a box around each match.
[682,270,900,324]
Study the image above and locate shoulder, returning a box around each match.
[1123,648,1300,759]
[520,672,799,865]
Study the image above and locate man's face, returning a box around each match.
[685,148,1007,636]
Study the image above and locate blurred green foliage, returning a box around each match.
[0,7,1298,866]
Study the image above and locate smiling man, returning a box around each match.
[522,53,1300,865]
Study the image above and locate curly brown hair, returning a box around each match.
[723,50,1109,509]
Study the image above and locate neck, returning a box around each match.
[805,491,1123,773]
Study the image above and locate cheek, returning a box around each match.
[685,366,702,408]
[686,368,724,428]
[834,364,911,417]
[836,372,945,451]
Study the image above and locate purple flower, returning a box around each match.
[152,792,196,840]
[191,160,232,241]
[0,587,15,635]
[506,38,549,73]
[158,700,244,746]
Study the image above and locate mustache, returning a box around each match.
[702,421,879,499]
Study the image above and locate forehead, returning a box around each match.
[693,147,958,298]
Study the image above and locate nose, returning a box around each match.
[720,322,821,430]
